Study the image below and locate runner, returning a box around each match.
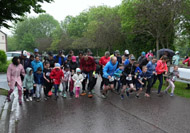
[102,56,118,99]
[145,57,157,97]
[99,51,110,90]
[154,55,168,96]
[80,52,96,98]
[121,55,136,99]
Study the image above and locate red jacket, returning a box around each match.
[156,60,168,75]
[99,56,110,66]
[50,68,64,85]
[80,56,96,72]
[183,58,190,66]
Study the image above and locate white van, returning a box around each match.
[6,50,30,61]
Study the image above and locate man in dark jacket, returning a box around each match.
[139,56,153,69]
[47,52,55,68]
[54,50,65,67]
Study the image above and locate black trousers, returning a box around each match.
[44,83,53,97]
[82,71,93,92]
[146,77,153,94]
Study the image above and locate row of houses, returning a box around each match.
[0,30,7,52]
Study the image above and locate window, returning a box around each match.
[2,36,4,40]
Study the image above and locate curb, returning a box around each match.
[0,97,12,133]
[8,89,20,133]
[0,89,20,133]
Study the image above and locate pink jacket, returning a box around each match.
[156,60,168,75]
[7,63,25,89]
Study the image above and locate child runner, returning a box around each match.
[135,66,148,98]
[34,67,43,102]
[72,68,84,98]
[113,64,124,93]
[62,64,71,98]
[165,66,179,96]
[50,63,64,100]
[43,61,53,100]
[23,67,34,101]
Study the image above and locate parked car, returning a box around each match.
[6,50,30,61]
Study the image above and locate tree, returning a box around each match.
[0,0,54,28]
[120,0,187,58]
[13,14,59,51]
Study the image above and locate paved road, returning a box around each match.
[15,78,190,133]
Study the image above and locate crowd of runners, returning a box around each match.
[6,48,182,105]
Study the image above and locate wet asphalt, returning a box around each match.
[11,77,190,133]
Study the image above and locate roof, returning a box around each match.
[0,30,7,36]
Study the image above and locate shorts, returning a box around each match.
[136,83,142,91]
[121,78,133,86]
[103,78,114,86]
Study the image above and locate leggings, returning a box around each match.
[166,79,175,93]
[8,83,22,101]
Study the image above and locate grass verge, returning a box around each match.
[153,80,190,98]
[0,88,8,96]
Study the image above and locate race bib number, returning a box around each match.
[172,76,176,81]
[109,77,114,82]
[46,72,50,77]
[126,76,132,81]
[82,73,87,78]
[115,77,120,81]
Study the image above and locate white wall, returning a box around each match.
[0,31,7,52]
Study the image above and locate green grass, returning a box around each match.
[0,88,8,96]
[153,80,190,98]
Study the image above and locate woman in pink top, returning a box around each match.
[154,55,168,96]
[7,57,25,105]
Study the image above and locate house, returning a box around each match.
[0,30,7,52]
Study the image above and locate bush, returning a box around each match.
[0,50,7,64]
[0,61,11,73]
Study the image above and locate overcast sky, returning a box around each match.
[1,0,122,35]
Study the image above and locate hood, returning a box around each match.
[26,67,33,75]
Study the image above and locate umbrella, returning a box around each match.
[158,48,175,58]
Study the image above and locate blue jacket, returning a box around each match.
[31,60,43,72]
[103,61,118,79]
[135,67,142,74]
[114,68,123,78]
[34,72,43,84]
[124,59,129,66]
[146,61,156,78]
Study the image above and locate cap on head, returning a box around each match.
[125,50,129,55]
[72,56,76,62]
[115,50,120,54]
[34,48,39,53]
[59,50,63,54]
[130,56,136,60]
[175,51,179,54]
[65,64,70,69]
[76,68,81,73]
[141,52,146,56]
[55,63,60,68]
[48,51,53,56]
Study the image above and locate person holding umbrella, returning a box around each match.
[172,51,180,65]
